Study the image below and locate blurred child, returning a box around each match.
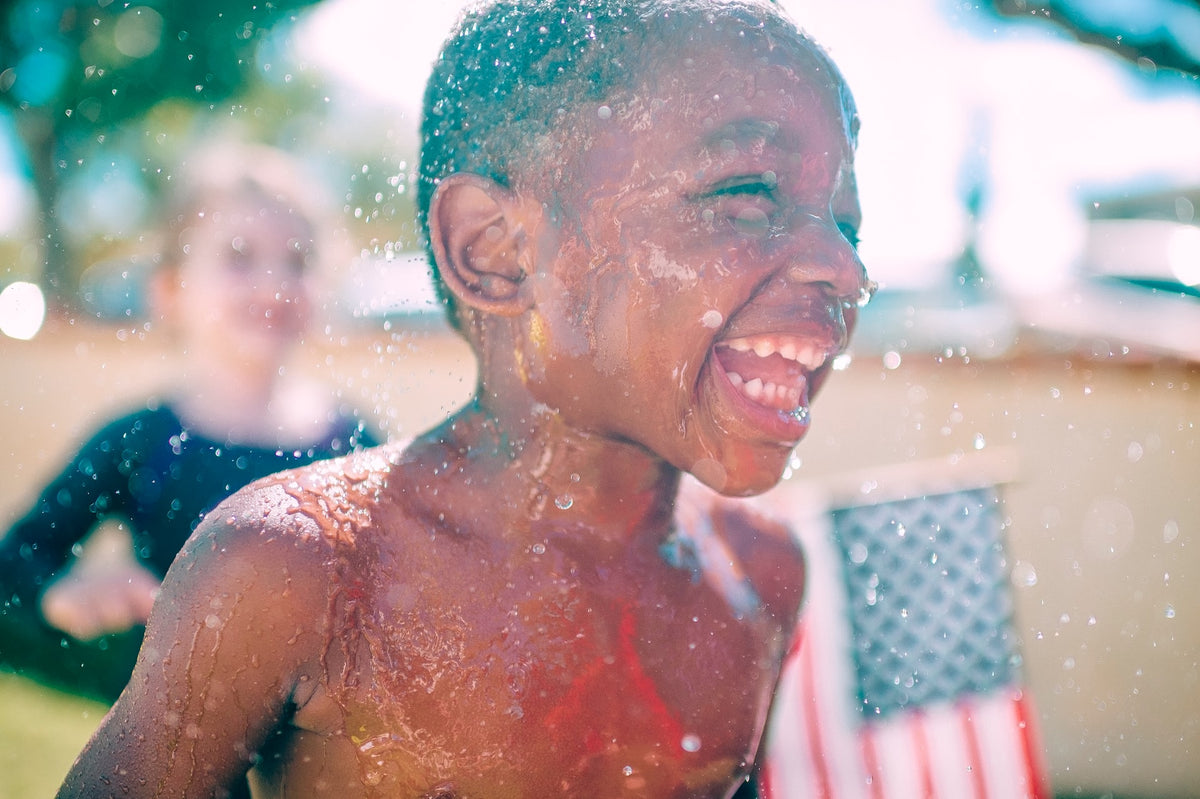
[0,140,376,701]
[60,1,870,796]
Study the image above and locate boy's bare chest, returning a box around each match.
[312,538,786,797]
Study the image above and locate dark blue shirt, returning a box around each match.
[0,402,377,607]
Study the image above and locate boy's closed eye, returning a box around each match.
[695,175,862,250]
[694,174,781,237]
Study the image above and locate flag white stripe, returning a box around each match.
[973,690,1046,799]
[923,701,985,799]
[866,714,926,798]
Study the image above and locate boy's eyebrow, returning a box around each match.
[702,118,781,150]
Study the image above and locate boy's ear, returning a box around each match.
[428,173,534,316]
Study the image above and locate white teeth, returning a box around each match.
[722,336,829,370]
[797,343,824,370]
[726,371,805,411]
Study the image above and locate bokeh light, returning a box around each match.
[0,280,46,340]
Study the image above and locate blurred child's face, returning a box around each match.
[518,29,867,496]
[170,198,314,365]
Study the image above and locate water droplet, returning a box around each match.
[554,494,573,510]
[597,105,612,120]
[848,542,868,565]
[622,766,633,777]
[857,280,878,308]
[701,309,723,329]
[1163,519,1180,544]
[681,733,701,752]
[883,350,902,370]
[973,433,986,450]
[531,542,546,555]
[1165,604,1176,619]
[1011,560,1038,588]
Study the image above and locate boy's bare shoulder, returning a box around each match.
[679,479,805,625]
[198,440,410,553]
[717,495,805,625]
[156,441,414,661]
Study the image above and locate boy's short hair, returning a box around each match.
[416,0,811,329]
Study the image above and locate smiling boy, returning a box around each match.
[59,1,870,797]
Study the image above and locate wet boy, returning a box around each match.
[60,1,870,796]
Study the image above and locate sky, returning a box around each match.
[296,0,1200,295]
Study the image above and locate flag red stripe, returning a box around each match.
[1014,690,1048,799]
[861,727,885,799]
[959,700,989,799]
[910,711,936,798]
[757,759,776,799]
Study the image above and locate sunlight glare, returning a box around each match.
[0,281,47,340]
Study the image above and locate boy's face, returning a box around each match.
[171,198,314,365]
[516,29,867,496]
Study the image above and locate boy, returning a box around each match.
[60,1,870,796]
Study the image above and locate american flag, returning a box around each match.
[759,483,1050,799]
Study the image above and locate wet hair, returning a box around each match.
[417,0,813,329]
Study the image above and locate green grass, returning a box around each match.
[0,670,108,798]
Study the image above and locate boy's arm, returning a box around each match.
[57,483,329,798]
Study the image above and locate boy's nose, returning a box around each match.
[775,213,869,303]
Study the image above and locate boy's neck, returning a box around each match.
[412,399,682,549]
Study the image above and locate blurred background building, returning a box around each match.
[0,0,1197,796]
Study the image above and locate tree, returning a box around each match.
[985,0,1200,82]
[1,0,322,303]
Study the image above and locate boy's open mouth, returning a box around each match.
[712,334,830,416]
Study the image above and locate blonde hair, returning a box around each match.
[160,139,332,273]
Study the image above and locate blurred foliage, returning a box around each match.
[0,0,324,301]
[984,0,1200,82]
[1,0,322,125]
